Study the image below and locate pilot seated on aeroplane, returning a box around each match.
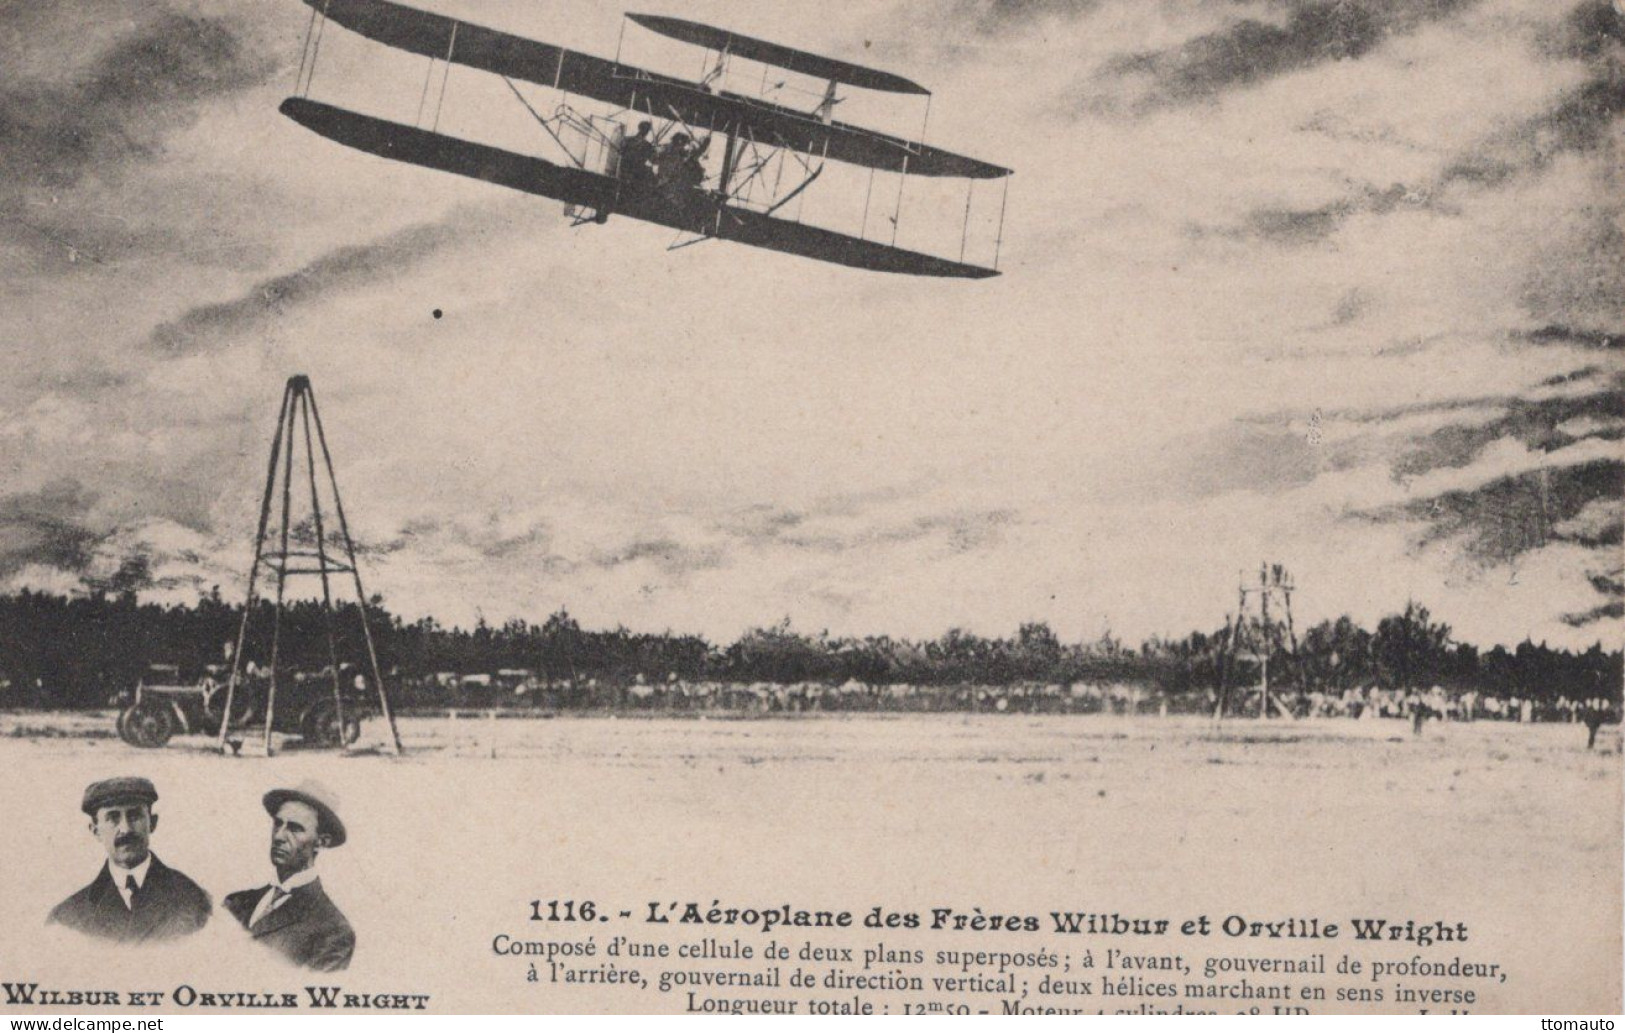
[618,121,657,186]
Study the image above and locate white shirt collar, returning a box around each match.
[249,864,320,927]
[109,854,153,889]
[109,855,153,909]
[273,864,320,894]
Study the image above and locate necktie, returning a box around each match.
[254,886,289,927]
[124,875,140,910]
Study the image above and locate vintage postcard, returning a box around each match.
[0,0,1620,1016]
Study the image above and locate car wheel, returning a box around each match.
[203,681,259,730]
[116,706,138,746]
[304,700,361,747]
[126,702,174,749]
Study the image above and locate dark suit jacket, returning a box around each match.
[48,856,211,943]
[224,878,354,972]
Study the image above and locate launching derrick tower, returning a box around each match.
[1215,563,1305,720]
[218,375,403,756]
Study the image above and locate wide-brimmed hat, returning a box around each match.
[82,776,157,817]
[262,781,346,847]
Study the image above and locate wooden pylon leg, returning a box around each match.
[219,381,293,754]
[307,388,404,755]
[264,393,299,758]
[298,389,350,750]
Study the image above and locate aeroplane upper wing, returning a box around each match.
[624,14,929,96]
[299,0,1011,179]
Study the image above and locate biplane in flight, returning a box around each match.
[279,0,1012,278]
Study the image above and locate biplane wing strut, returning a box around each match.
[765,165,823,217]
[281,98,999,278]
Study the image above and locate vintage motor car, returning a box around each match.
[116,663,368,749]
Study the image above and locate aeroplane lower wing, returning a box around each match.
[298,0,1010,180]
[280,98,999,279]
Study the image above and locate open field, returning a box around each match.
[1,711,1618,1013]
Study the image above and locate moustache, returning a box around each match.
[115,835,141,847]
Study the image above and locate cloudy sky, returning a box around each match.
[1,0,1620,649]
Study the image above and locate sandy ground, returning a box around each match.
[0,710,1618,1014]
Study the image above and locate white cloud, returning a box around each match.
[1,0,1618,651]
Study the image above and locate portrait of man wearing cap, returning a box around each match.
[223,782,355,971]
[47,777,212,944]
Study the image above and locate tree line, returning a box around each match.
[0,588,1617,709]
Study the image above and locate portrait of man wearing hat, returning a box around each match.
[223,782,355,971]
[47,777,212,943]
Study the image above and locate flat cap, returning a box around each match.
[82,776,157,817]
[263,781,346,848]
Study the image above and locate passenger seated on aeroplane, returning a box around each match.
[676,136,709,190]
[656,132,693,187]
[618,121,656,184]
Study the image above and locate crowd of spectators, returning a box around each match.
[390,670,1619,730]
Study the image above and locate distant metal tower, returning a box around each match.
[1215,563,1305,719]
[218,375,403,756]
